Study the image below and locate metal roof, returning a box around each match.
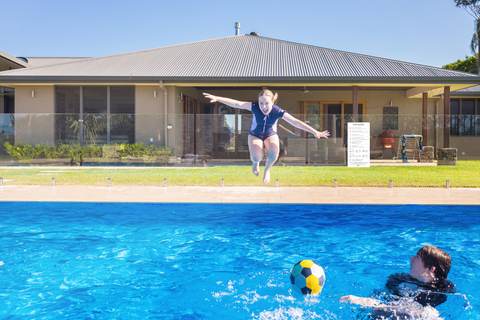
[24,57,91,67]
[453,85,480,93]
[451,84,480,97]
[0,50,29,70]
[0,35,479,82]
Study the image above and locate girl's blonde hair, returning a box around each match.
[258,89,278,104]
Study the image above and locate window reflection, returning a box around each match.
[450,100,459,136]
[462,100,475,136]
[55,86,135,145]
[218,104,235,152]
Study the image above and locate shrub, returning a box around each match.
[3,142,172,163]
[114,143,172,163]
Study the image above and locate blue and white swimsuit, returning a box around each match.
[249,102,286,141]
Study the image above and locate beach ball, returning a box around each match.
[290,260,325,295]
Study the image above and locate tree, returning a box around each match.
[443,54,478,73]
[455,0,480,74]
[455,0,479,6]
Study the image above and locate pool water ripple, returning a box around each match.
[0,203,479,319]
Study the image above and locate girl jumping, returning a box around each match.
[203,90,329,184]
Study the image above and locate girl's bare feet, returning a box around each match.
[263,169,270,184]
[252,162,260,177]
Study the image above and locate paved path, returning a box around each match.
[0,185,478,205]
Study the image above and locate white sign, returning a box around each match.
[348,122,370,168]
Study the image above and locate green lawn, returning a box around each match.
[1,161,480,187]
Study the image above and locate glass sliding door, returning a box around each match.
[55,85,135,145]
[450,100,460,136]
[217,104,236,155]
[110,86,135,144]
[322,103,342,140]
[343,102,365,146]
[477,99,480,135]
[55,86,80,144]
[344,103,364,122]
[301,100,366,146]
[83,86,108,145]
[238,109,251,155]
[306,103,321,138]
[197,102,216,157]
[461,99,475,136]
[0,88,15,158]
[183,96,196,155]
[191,99,252,159]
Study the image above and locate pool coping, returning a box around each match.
[0,185,479,205]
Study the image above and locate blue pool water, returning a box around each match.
[0,203,478,319]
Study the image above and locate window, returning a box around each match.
[111,86,135,114]
[450,99,479,136]
[462,100,475,136]
[56,86,80,114]
[300,101,366,143]
[55,86,135,144]
[477,102,480,135]
[109,86,135,144]
[84,86,107,114]
[55,86,80,144]
[450,100,459,136]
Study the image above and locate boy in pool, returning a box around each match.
[340,245,455,319]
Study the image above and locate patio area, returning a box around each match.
[0,184,479,205]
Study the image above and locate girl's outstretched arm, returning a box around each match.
[282,113,330,139]
[203,93,252,111]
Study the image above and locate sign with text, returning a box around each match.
[348,122,370,168]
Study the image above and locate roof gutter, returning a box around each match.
[1,76,480,84]
[159,80,168,148]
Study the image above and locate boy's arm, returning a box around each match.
[339,295,385,308]
[341,295,436,318]
[341,294,414,310]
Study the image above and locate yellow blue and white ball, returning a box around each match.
[290,260,326,295]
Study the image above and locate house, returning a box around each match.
[448,85,480,159]
[1,33,479,163]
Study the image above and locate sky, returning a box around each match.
[0,0,475,68]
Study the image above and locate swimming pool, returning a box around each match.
[0,203,478,319]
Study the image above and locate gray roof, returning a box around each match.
[454,85,480,93]
[0,35,479,83]
[451,84,480,96]
[25,57,91,68]
[0,50,29,70]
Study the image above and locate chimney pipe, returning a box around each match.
[235,22,241,35]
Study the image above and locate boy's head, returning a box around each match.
[416,245,451,280]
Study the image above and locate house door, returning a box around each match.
[343,102,365,146]
[320,101,365,145]
[321,102,342,141]
[183,96,197,155]
[195,100,250,159]
[305,102,322,137]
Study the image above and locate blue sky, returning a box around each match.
[1,0,474,68]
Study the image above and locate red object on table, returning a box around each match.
[381,130,395,148]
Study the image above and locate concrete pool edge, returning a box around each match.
[1,185,479,205]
